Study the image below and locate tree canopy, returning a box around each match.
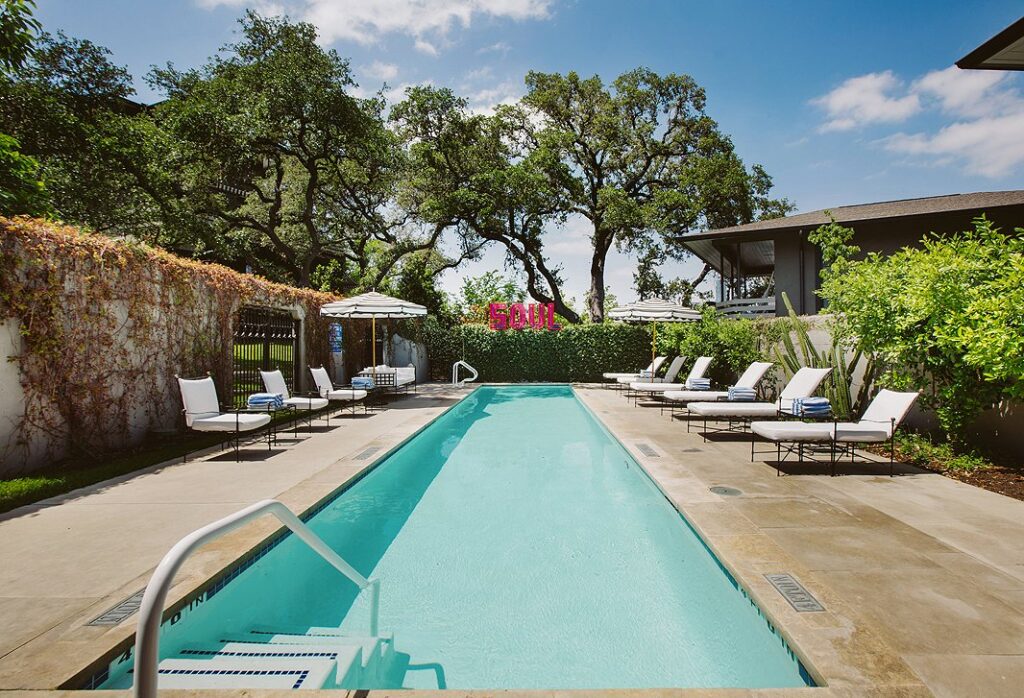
[0,9,792,316]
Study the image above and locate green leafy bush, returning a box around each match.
[655,307,767,387]
[818,215,1024,441]
[420,318,652,382]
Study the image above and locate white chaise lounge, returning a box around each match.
[261,369,330,426]
[603,356,667,388]
[627,356,711,403]
[686,367,833,439]
[661,361,775,415]
[750,388,920,476]
[309,366,369,415]
[177,375,272,461]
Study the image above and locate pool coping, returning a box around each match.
[3,382,931,697]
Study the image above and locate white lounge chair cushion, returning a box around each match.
[603,372,642,379]
[260,369,293,399]
[751,421,832,442]
[629,381,686,393]
[191,412,272,432]
[178,377,222,427]
[751,420,891,443]
[663,390,729,402]
[602,357,666,380]
[325,389,368,401]
[283,396,329,411]
[395,366,416,385]
[688,401,780,418]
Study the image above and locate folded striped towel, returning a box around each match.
[686,377,712,390]
[247,392,284,409]
[351,376,375,389]
[728,386,757,401]
[639,369,653,378]
[791,397,831,417]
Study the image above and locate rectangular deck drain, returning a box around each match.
[635,443,659,458]
[354,446,380,460]
[87,590,145,626]
[764,574,825,612]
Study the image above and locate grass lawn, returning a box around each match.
[0,409,316,514]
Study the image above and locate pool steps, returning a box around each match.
[145,627,396,689]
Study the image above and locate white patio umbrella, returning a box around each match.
[319,292,427,381]
[608,298,701,382]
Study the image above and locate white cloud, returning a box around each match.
[812,71,920,132]
[477,41,510,54]
[814,65,1024,178]
[413,38,439,55]
[361,60,399,81]
[883,112,1024,178]
[198,0,552,51]
[912,65,1019,118]
[464,80,522,115]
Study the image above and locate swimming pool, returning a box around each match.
[101,385,811,690]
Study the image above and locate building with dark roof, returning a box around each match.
[675,190,1024,317]
[957,15,1024,71]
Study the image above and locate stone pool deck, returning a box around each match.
[0,382,1022,697]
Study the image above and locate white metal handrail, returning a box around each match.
[451,360,478,386]
[132,499,379,698]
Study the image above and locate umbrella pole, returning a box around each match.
[651,321,657,383]
[371,317,377,383]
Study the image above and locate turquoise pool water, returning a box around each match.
[103,385,810,689]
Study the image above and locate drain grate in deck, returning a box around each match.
[87,590,145,626]
[635,443,659,458]
[710,486,742,496]
[765,574,825,612]
[354,446,381,461]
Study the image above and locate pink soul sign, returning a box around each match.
[488,302,562,331]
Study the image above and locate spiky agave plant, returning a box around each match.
[772,293,874,420]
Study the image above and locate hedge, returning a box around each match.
[420,320,653,382]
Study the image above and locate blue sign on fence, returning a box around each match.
[329,324,344,352]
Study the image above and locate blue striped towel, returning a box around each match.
[728,386,757,401]
[791,397,831,417]
[639,369,653,378]
[247,392,284,409]
[687,377,712,390]
[352,376,375,389]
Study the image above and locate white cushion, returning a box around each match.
[260,370,291,399]
[603,372,641,379]
[734,361,774,389]
[178,377,222,427]
[684,356,713,384]
[688,401,779,418]
[326,389,367,401]
[191,412,272,432]
[629,381,684,393]
[395,367,416,385]
[751,421,832,442]
[309,366,334,397]
[663,390,729,402]
[751,420,891,443]
[283,396,329,411]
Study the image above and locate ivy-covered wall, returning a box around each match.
[0,217,340,474]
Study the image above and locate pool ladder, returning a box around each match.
[131,499,379,698]
[451,360,478,386]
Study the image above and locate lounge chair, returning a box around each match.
[627,356,710,403]
[750,388,920,476]
[260,370,330,426]
[686,367,833,439]
[661,361,774,415]
[309,366,369,415]
[603,356,667,387]
[356,364,417,395]
[177,375,272,461]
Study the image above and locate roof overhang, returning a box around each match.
[957,16,1024,70]
[684,236,775,279]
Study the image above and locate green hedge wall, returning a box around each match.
[421,320,653,382]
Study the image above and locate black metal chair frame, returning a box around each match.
[749,416,899,477]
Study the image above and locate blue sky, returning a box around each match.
[35,0,1024,304]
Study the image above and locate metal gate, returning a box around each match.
[232,307,300,407]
